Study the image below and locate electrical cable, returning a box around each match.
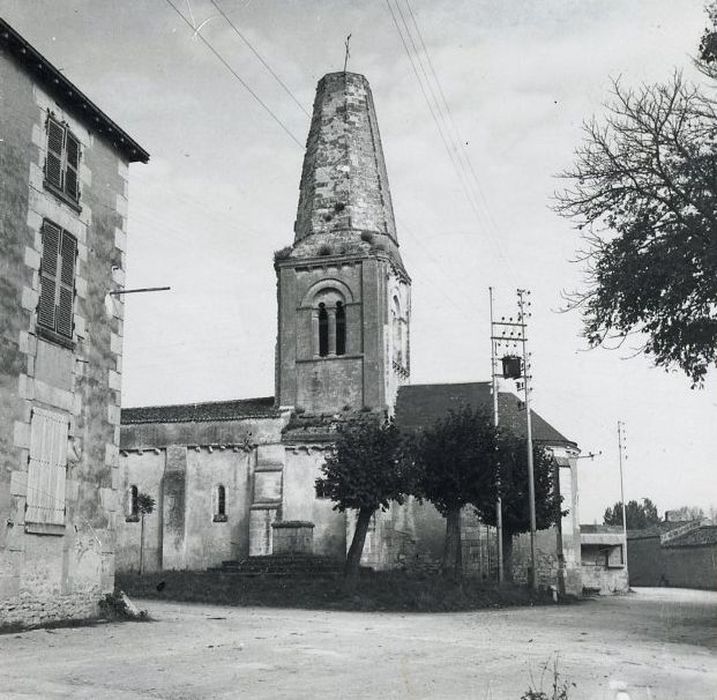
[209,0,311,118]
[162,0,304,149]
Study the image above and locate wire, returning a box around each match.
[209,0,311,119]
[162,0,304,148]
[385,0,518,283]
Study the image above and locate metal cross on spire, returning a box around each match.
[344,34,352,72]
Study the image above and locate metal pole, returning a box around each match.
[518,289,537,590]
[109,286,171,296]
[489,287,504,583]
[618,421,629,567]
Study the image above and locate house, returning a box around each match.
[118,71,581,594]
[0,19,148,627]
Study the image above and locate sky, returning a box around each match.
[3,0,715,523]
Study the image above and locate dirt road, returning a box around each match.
[1,587,715,699]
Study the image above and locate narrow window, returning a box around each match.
[214,485,227,522]
[336,302,346,355]
[130,486,139,517]
[318,303,329,357]
[217,485,226,516]
[38,220,77,343]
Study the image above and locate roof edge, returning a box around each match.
[0,18,149,163]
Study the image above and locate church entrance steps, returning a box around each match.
[212,553,348,578]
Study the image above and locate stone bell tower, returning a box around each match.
[275,72,410,414]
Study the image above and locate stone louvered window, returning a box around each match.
[25,407,69,529]
[44,115,81,205]
[38,220,77,345]
[335,302,346,355]
[318,303,329,356]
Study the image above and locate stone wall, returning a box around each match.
[627,536,664,586]
[118,415,291,571]
[0,53,129,627]
[628,535,717,590]
[660,544,717,590]
[580,544,628,594]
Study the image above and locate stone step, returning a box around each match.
[212,553,368,578]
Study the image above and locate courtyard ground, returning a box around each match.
[0,587,715,699]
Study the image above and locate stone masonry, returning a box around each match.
[0,21,147,627]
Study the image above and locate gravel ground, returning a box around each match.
[0,587,715,699]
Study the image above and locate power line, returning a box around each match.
[162,0,304,148]
[386,0,518,282]
[209,0,311,119]
[384,0,478,218]
[404,0,506,250]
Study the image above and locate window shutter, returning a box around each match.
[26,408,68,526]
[56,232,77,338]
[38,221,61,330]
[45,118,65,189]
[64,133,80,200]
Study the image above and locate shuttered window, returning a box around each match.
[26,407,69,527]
[38,220,77,341]
[44,115,81,204]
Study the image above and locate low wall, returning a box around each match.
[629,536,717,590]
[581,563,629,595]
[660,544,717,590]
[628,536,667,586]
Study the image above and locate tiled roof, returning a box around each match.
[0,18,149,163]
[663,525,717,548]
[395,382,575,446]
[122,397,277,424]
[627,521,695,540]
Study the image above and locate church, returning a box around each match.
[117,72,582,594]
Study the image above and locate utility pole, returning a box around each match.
[490,288,536,589]
[489,287,504,583]
[517,289,537,590]
[617,420,629,566]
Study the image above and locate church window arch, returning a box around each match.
[310,287,347,358]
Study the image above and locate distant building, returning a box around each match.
[0,19,148,627]
[118,72,581,594]
[580,524,628,594]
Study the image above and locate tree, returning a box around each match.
[414,407,500,581]
[315,414,412,592]
[137,492,155,576]
[603,498,660,529]
[474,432,565,583]
[555,16,717,385]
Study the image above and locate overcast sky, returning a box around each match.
[3,0,715,522]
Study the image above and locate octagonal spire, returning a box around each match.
[294,72,398,244]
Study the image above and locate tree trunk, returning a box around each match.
[501,531,514,583]
[344,507,373,594]
[139,513,145,576]
[441,506,462,581]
